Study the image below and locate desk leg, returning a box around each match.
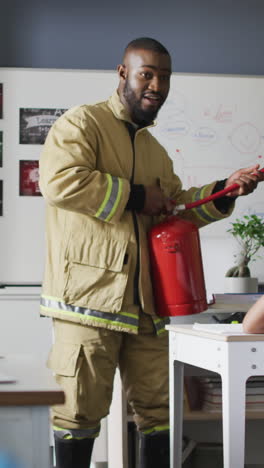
[221,374,246,468]
[170,360,184,468]
[108,370,128,468]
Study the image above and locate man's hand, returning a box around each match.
[141,185,175,216]
[225,164,264,197]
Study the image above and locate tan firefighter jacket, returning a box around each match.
[39,91,234,335]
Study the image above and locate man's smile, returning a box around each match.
[142,93,163,107]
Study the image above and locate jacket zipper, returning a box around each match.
[126,123,141,307]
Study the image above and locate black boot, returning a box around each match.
[138,431,169,468]
[54,434,94,468]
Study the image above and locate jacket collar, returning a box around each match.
[108,90,156,130]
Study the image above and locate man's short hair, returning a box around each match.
[124,37,170,57]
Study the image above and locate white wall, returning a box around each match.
[1,68,263,289]
[201,235,264,298]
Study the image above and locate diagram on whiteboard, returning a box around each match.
[150,74,264,236]
[229,122,261,154]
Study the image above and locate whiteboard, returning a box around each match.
[0,68,264,282]
[150,73,264,237]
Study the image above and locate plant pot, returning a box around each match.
[224,277,258,294]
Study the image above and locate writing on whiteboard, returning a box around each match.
[150,74,264,235]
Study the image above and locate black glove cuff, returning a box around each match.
[126,184,146,212]
[213,179,237,213]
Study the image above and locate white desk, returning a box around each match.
[166,324,264,468]
[0,354,64,468]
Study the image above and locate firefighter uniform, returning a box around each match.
[39,91,234,439]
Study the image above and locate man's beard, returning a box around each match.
[123,80,160,126]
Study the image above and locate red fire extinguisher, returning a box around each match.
[148,168,264,317]
[149,216,207,317]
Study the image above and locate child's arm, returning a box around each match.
[243,296,264,333]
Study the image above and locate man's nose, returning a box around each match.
[148,76,160,92]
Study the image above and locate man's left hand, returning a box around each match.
[225,164,264,197]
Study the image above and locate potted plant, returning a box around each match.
[225,214,264,293]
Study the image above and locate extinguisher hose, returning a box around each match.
[173,167,264,213]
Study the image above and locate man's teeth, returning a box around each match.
[144,95,160,100]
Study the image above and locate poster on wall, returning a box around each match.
[0,180,3,215]
[0,131,2,167]
[19,108,67,144]
[0,84,2,119]
[19,160,41,196]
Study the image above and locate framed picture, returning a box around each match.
[19,160,41,196]
[0,131,2,167]
[0,180,3,215]
[0,84,2,119]
[19,107,67,144]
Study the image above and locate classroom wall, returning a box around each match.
[1,0,264,75]
[1,1,264,292]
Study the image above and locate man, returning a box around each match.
[39,37,263,468]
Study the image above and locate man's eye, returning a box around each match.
[141,72,152,80]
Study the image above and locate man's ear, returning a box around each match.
[117,64,127,80]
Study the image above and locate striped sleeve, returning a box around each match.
[179,182,235,228]
[95,174,124,222]
[158,163,234,229]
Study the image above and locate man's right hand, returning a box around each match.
[141,185,175,216]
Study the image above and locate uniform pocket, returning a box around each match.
[66,234,128,272]
[64,235,131,312]
[47,342,82,377]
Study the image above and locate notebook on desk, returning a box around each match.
[192,323,245,335]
